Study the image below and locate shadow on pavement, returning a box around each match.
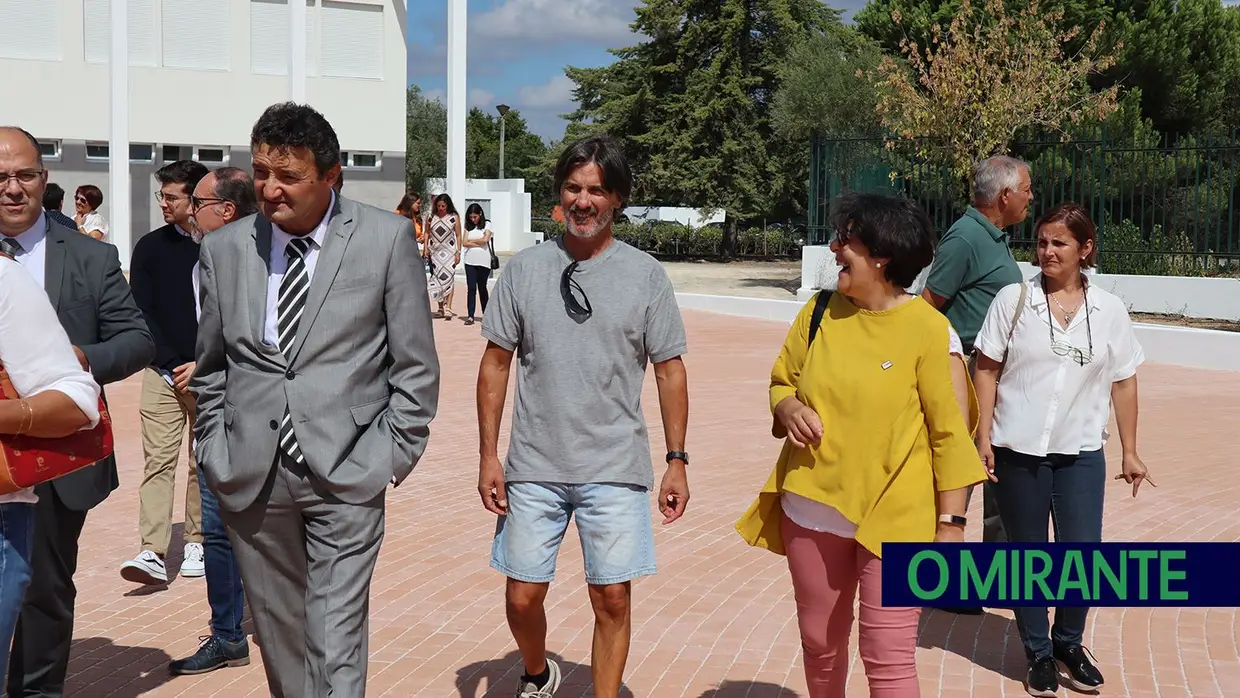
[917,607,1026,682]
[65,636,174,697]
[698,680,799,697]
[455,651,634,698]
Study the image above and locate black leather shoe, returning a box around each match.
[168,635,250,675]
[1025,657,1060,697]
[1054,642,1105,691]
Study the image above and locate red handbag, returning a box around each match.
[0,361,114,495]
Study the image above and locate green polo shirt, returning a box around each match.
[924,207,1022,353]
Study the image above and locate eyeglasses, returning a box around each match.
[560,261,592,319]
[1042,276,1094,366]
[190,195,226,211]
[156,191,187,204]
[0,169,46,188]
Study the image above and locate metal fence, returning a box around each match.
[808,131,1240,276]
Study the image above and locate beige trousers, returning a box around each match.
[138,367,202,555]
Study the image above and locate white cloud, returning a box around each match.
[423,88,446,103]
[470,88,496,109]
[517,74,575,109]
[474,0,640,47]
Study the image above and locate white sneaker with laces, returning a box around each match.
[120,550,168,585]
[516,658,562,698]
[180,542,206,578]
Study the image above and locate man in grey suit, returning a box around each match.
[191,103,440,697]
[0,126,155,697]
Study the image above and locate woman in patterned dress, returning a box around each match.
[425,193,463,318]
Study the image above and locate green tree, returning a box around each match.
[406,85,446,197]
[770,26,884,142]
[564,0,837,255]
[874,0,1120,183]
[463,107,549,183]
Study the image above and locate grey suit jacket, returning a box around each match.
[191,196,440,512]
[44,222,155,510]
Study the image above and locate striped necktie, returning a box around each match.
[0,236,22,258]
[276,236,313,465]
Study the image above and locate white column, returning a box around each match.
[446,0,467,205]
[109,0,131,269]
[291,0,307,102]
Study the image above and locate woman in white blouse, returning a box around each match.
[73,185,110,242]
[0,256,101,676]
[973,203,1153,698]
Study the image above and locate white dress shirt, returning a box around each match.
[975,273,1144,457]
[81,211,110,242]
[0,258,102,504]
[263,193,335,349]
[4,212,48,288]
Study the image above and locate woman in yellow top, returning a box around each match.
[737,192,986,698]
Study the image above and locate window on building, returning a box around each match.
[320,1,383,80]
[38,140,63,161]
[83,0,159,66]
[162,144,192,162]
[0,1,61,61]
[194,147,229,165]
[162,0,230,71]
[250,0,319,77]
[85,143,110,161]
[340,151,381,170]
[130,144,156,163]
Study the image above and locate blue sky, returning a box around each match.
[408,0,870,141]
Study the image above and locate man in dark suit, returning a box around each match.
[0,126,155,697]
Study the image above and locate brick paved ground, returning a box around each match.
[60,296,1240,697]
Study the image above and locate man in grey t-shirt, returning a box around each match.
[477,135,691,698]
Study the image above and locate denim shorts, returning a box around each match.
[490,481,657,586]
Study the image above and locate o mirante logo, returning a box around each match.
[881,543,1240,608]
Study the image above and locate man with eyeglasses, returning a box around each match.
[166,166,259,677]
[0,126,155,698]
[121,160,211,587]
[476,135,691,698]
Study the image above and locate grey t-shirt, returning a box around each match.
[481,236,688,489]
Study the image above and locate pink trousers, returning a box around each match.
[782,513,921,698]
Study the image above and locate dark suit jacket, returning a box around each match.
[43,221,155,510]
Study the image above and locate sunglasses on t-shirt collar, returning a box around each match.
[560,261,593,319]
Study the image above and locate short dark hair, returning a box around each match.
[44,183,65,210]
[553,135,632,206]
[1034,202,1097,268]
[830,192,937,289]
[250,102,341,175]
[156,159,209,194]
[75,184,104,211]
[212,167,259,219]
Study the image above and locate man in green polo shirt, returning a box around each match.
[921,156,1031,616]
[923,155,1031,356]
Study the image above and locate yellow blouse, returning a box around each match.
[735,292,986,558]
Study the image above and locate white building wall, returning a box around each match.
[0,0,407,265]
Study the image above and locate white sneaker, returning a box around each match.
[516,658,562,697]
[120,550,168,585]
[180,542,206,578]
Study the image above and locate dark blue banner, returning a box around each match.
[882,543,1240,607]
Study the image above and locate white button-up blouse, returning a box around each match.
[975,273,1144,457]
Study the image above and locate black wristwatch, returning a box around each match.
[666,451,689,465]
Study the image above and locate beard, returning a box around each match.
[565,205,613,239]
[187,216,205,244]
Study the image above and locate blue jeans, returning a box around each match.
[465,264,491,318]
[0,502,34,676]
[490,482,657,586]
[199,466,245,642]
[992,447,1105,661]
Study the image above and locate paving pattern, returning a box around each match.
[57,295,1240,697]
